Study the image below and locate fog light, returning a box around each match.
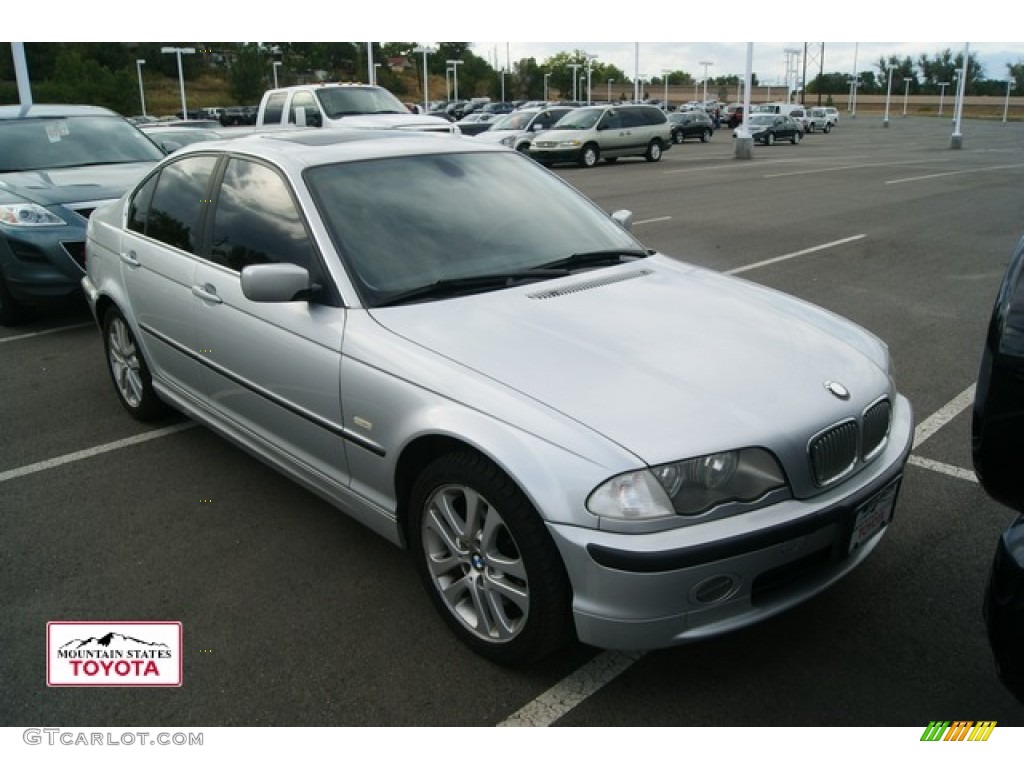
[692,575,739,604]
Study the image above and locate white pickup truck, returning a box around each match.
[256,83,459,134]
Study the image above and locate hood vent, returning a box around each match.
[528,268,653,300]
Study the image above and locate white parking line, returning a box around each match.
[886,163,1024,185]
[0,423,196,484]
[634,216,672,226]
[726,235,866,275]
[498,650,645,727]
[0,322,93,344]
[912,384,976,449]
[763,158,948,180]
[907,455,977,483]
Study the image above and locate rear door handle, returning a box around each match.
[191,283,223,304]
[120,250,140,267]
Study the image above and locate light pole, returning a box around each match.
[951,45,969,150]
[579,75,585,104]
[367,42,374,84]
[543,73,551,102]
[500,69,506,103]
[446,59,463,102]
[135,59,146,117]
[446,67,453,101]
[607,78,614,103]
[413,45,436,112]
[699,60,713,104]
[586,53,598,105]
[661,69,671,108]
[1003,79,1013,123]
[569,63,581,102]
[882,65,895,127]
[273,60,282,89]
[937,81,950,116]
[373,62,382,87]
[902,77,912,117]
[161,46,195,119]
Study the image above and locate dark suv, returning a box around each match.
[973,234,1024,704]
[0,104,164,324]
[669,110,714,143]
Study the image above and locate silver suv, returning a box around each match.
[527,104,671,168]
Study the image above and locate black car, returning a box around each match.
[736,114,803,145]
[972,234,1024,705]
[668,110,714,143]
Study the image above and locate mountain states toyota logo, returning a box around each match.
[47,621,183,687]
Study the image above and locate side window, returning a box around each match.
[262,92,287,125]
[209,158,316,275]
[620,109,646,129]
[289,91,322,127]
[127,171,159,235]
[145,155,218,253]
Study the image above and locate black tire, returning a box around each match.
[824,123,832,134]
[673,130,684,144]
[700,129,711,142]
[765,132,776,146]
[408,450,574,665]
[579,143,599,168]
[645,139,663,162]
[807,123,815,133]
[0,273,29,326]
[102,307,166,421]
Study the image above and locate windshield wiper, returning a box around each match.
[540,248,650,271]
[374,269,570,307]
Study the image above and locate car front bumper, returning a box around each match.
[549,394,914,651]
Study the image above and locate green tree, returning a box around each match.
[33,47,136,114]
[228,43,267,104]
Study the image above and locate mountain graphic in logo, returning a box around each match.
[59,632,170,651]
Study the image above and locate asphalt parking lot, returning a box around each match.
[2,114,1023,729]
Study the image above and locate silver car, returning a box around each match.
[527,104,672,168]
[83,131,913,664]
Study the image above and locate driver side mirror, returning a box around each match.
[240,263,312,303]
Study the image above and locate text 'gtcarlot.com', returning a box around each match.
[23,729,203,747]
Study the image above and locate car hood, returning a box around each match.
[368,257,893,466]
[325,114,456,132]
[0,162,156,206]
[474,129,524,143]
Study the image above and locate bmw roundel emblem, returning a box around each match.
[824,380,851,400]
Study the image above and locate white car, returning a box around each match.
[806,107,837,133]
[473,106,574,152]
[82,131,912,664]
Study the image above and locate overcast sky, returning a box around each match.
[14,3,1022,84]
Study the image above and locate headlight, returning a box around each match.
[0,203,66,227]
[588,448,788,521]
[559,139,582,148]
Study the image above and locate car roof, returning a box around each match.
[169,128,508,171]
[0,103,120,120]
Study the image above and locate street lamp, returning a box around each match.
[902,77,912,117]
[952,56,967,149]
[1003,79,1014,124]
[273,60,282,89]
[569,63,581,102]
[446,59,463,102]
[500,69,506,102]
[607,78,614,103]
[373,62,382,87]
[882,65,895,127]
[412,45,436,113]
[160,46,195,119]
[445,67,452,101]
[135,59,146,117]
[661,69,671,109]
[586,53,598,105]
[937,81,950,116]
[543,73,551,102]
[699,60,713,104]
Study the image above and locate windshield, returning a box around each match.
[490,110,537,131]
[316,86,411,117]
[306,151,641,307]
[0,115,165,173]
[748,115,774,125]
[553,107,603,130]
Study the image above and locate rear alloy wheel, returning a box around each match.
[807,123,816,133]
[645,140,663,162]
[673,131,684,144]
[102,307,166,421]
[409,451,573,665]
[579,144,599,168]
[700,129,711,142]
[765,132,776,146]
[792,132,801,145]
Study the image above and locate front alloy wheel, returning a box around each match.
[410,451,572,665]
[645,140,663,162]
[579,144,600,168]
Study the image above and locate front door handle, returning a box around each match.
[191,283,223,304]
[120,250,141,267]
